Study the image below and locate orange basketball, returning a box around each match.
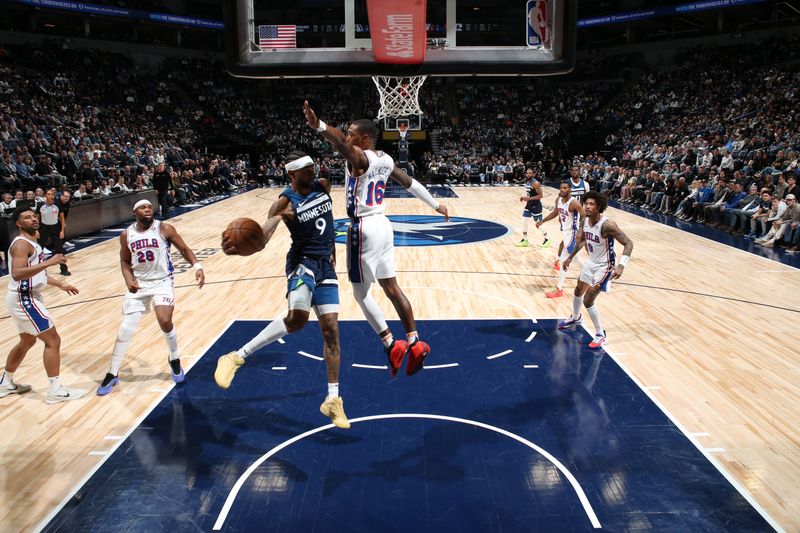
[223,218,264,256]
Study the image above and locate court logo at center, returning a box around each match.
[334,215,510,247]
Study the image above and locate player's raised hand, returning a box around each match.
[303,100,319,129]
[436,204,450,222]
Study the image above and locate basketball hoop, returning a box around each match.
[371,75,427,120]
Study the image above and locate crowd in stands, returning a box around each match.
[2,33,799,254]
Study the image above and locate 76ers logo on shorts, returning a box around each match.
[334,215,510,247]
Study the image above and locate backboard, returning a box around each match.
[225,0,575,78]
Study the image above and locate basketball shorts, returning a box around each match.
[347,214,395,283]
[562,230,578,255]
[123,276,174,314]
[6,289,53,335]
[522,203,543,221]
[579,261,615,292]
[286,255,339,316]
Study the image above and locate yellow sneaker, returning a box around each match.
[214,352,245,389]
[320,396,350,429]
[515,239,529,248]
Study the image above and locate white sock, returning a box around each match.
[1,371,13,385]
[327,382,339,399]
[111,311,142,375]
[585,305,604,336]
[572,295,583,319]
[557,268,568,290]
[381,332,394,348]
[353,282,389,334]
[406,330,418,344]
[521,217,529,236]
[539,226,549,240]
[239,318,288,358]
[163,328,179,360]
[48,376,61,394]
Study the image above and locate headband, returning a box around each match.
[285,156,314,172]
[133,199,152,210]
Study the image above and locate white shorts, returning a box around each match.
[123,276,175,314]
[346,214,396,283]
[6,289,54,336]
[579,261,615,292]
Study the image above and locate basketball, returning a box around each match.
[223,218,264,256]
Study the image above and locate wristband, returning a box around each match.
[316,120,327,132]
[619,255,629,267]
[193,263,203,271]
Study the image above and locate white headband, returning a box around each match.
[285,156,314,172]
[133,199,152,210]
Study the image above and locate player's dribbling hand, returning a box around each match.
[612,265,625,279]
[61,283,79,295]
[196,269,205,289]
[436,204,450,222]
[303,100,319,129]
[127,279,139,293]
[221,233,238,255]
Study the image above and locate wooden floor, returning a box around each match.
[1,186,798,532]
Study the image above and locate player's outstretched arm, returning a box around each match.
[604,220,633,279]
[537,207,558,227]
[390,164,448,220]
[161,223,205,288]
[47,275,78,295]
[303,100,368,171]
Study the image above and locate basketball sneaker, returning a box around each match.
[0,380,32,398]
[588,331,607,349]
[541,238,552,248]
[406,340,430,376]
[515,239,529,248]
[96,373,119,396]
[215,352,245,389]
[169,359,185,384]
[385,339,409,378]
[545,288,564,298]
[320,396,350,429]
[46,386,87,404]
[558,314,583,329]
[554,259,560,271]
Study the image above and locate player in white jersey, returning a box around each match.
[96,199,205,396]
[1,206,85,404]
[303,101,449,376]
[536,181,584,298]
[559,191,633,348]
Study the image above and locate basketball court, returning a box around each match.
[1,0,798,531]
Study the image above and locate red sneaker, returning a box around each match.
[406,340,430,376]
[554,259,560,271]
[385,339,409,378]
[545,288,564,298]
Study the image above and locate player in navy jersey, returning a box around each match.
[559,191,633,349]
[569,165,590,202]
[97,199,205,396]
[303,101,449,378]
[215,151,349,429]
[516,168,551,248]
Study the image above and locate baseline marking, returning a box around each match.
[297,351,323,361]
[212,413,602,530]
[352,363,388,370]
[424,363,459,369]
[487,349,513,360]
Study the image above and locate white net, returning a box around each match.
[371,76,427,120]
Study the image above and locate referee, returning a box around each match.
[37,189,70,276]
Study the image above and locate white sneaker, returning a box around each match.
[46,386,87,404]
[0,381,32,398]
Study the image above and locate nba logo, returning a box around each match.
[526,0,548,48]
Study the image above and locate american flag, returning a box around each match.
[258,25,297,49]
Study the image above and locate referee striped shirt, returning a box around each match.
[37,203,60,226]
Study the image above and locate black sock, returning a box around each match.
[169,358,181,374]
[101,372,117,387]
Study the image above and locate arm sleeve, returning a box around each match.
[406,179,440,210]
